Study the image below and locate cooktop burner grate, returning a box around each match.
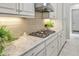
[29,29,55,38]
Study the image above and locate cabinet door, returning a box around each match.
[61,31,66,46]
[20,3,35,17]
[58,31,66,52]
[0,3,18,14]
[36,49,46,56]
[58,32,63,51]
[51,39,58,56]
[23,42,45,56]
[45,34,57,46]
[46,39,58,56]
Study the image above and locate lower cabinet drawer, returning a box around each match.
[36,49,46,56]
[58,32,66,51]
[58,38,63,51]
[23,42,45,56]
[50,48,58,56]
[46,35,57,46]
[46,39,58,56]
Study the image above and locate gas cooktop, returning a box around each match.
[29,29,55,38]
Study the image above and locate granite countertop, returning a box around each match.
[4,34,43,56]
[4,28,62,56]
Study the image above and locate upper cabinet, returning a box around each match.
[0,3,35,18]
[0,3,18,14]
[19,3,35,18]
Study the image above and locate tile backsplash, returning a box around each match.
[0,17,44,38]
[26,18,44,33]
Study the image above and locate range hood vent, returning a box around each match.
[35,3,54,12]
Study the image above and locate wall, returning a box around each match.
[56,3,63,31]
[55,3,70,39]
[62,3,73,39]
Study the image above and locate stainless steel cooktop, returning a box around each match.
[29,29,55,38]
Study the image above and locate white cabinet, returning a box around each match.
[58,34,63,51]
[57,31,66,52]
[0,3,35,17]
[46,39,58,56]
[0,3,18,14]
[22,31,66,56]
[45,34,57,45]
[61,31,66,44]
[46,42,54,55]
[45,35,58,56]
[19,3,35,18]
[23,42,45,56]
[36,49,46,56]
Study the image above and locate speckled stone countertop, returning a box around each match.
[4,35,43,56]
[4,28,62,56]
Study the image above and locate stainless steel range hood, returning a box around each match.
[35,3,54,12]
[35,3,54,19]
